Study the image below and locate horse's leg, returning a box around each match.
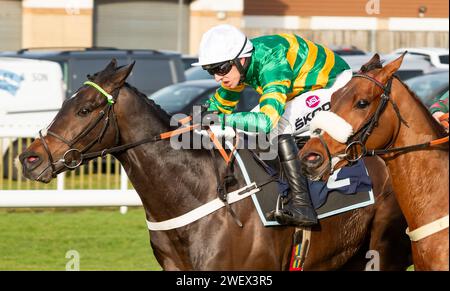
[364,156,412,271]
[149,231,193,270]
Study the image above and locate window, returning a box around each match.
[150,84,208,114]
[129,58,177,96]
[439,55,449,64]
[396,70,424,81]
[405,72,449,106]
[68,58,128,95]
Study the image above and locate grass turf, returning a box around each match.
[0,207,161,270]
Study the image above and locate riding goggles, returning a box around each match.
[202,60,234,76]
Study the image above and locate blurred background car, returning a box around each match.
[181,54,198,70]
[184,66,212,81]
[381,53,447,80]
[405,70,449,107]
[328,45,368,56]
[149,79,259,115]
[0,47,186,99]
[392,47,449,69]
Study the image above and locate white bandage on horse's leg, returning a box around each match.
[310,111,353,143]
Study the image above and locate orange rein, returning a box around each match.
[429,113,449,146]
[439,113,449,129]
[430,136,449,146]
[207,128,240,164]
[157,115,239,164]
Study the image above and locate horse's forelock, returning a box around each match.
[359,60,383,74]
[87,62,123,84]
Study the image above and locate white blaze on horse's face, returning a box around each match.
[310,111,354,144]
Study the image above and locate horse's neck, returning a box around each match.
[387,80,448,228]
[113,88,219,223]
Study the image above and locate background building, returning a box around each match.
[0,0,191,52]
[242,0,449,53]
[0,0,448,54]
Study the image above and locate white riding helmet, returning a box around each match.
[192,24,254,66]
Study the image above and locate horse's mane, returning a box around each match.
[123,83,174,127]
[394,76,448,139]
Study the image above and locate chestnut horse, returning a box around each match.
[19,59,410,270]
[300,53,449,270]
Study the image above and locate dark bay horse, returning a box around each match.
[300,53,449,270]
[19,59,410,270]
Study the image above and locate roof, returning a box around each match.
[392,47,449,56]
[0,56,60,66]
[171,79,217,88]
[0,47,180,59]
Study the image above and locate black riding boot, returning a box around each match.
[275,134,318,227]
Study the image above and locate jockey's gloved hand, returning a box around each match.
[194,125,235,141]
[201,110,223,129]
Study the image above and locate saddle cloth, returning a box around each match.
[232,147,375,226]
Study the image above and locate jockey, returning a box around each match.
[192,24,352,227]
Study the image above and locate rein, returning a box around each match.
[38,81,237,179]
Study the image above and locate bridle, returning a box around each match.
[316,73,448,174]
[343,73,405,162]
[36,81,196,179]
[37,81,120,179]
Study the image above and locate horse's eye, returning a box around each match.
[356,99,370,109]
[78,108,91,116]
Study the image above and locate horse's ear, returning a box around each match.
[109,61,135,89]
[104,58,118,72]
[377,51,407,83]
[359,53,382,73]
[368,53,381,65]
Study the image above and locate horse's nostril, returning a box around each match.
[27,156,39,164]
[306,153,319,161]
[20,152,42,170]
[301,152,323,167]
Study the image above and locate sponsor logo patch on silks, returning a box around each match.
[305,95,320,108]
[295,102,331,131]
[0,69,24,96]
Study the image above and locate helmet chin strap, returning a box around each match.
[234,55,251,84]
[232,37,253,84]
